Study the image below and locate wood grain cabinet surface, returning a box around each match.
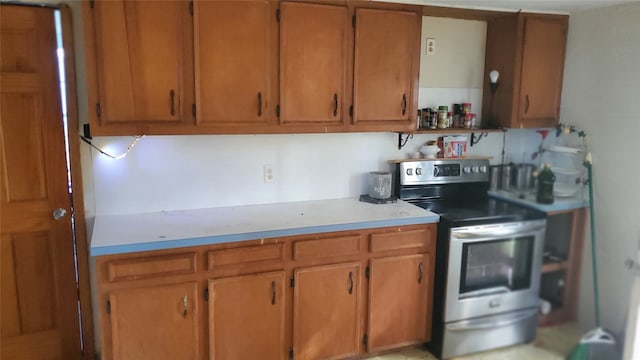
[82,0,422,135]
[95,224,436,359]
[83,0,195,135]
[108,282,200,360]
[352,7,420,131]
[194,0,277,131]
[482,13,568,129]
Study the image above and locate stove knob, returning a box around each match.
[479,165,488,173]
[463,166,472,174]
[472,165,480,173]
[406,168,413,176]
[416,168,422,175]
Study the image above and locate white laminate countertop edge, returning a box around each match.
[489,190,589,213]
[90,198,439,256]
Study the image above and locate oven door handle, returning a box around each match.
[453,223,546,239]
[446,309,537,332]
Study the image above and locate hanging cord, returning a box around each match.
[80,135,144,160]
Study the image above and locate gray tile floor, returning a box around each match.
[365,323,584,360]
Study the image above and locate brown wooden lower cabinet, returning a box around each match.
[293,263,361,360]
[108,282,200,360]
[209,272,286,360]
[96,223,436,359]
[368,254,431,352]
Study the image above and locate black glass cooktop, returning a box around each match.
[409,198,546,226]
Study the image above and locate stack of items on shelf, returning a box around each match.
[418,102,477,130]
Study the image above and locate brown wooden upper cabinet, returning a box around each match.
[194,0,278,130]
[482,13,568,129]
[83,0,195,135]
[352,7,420,131]
[279,2,348,127]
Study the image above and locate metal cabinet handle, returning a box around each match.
[258,92,263,117]
[418,262,424,284]
[525,94,530,114]
[401,93,407,115]
[271,281,276,305]
[182,294,188,318]
[333,93,338,117]
[348,271,354,294]
[52,208,67,220]
[170,89,176,116]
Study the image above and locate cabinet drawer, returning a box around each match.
[369,227,434,252]
[293,235,361,261]
[207,243,284,270]
[107,253,197,282]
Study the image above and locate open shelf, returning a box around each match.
[409,128,505,135]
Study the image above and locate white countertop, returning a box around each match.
[489,190,589,213]
[90,198,439,256]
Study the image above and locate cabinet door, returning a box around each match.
[368,254,431,352]
[195,0,276,128]
[353,8,418,127]
[280,2,348,125]
[518,15,567,128]
[209,271,286,360]
[293,263,360,360]
[109,282,199,360]
[89,0,194,128]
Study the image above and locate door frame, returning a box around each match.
[59,4,95,359]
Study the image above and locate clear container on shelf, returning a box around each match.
[541,145,584,198]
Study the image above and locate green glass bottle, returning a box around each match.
[536,163,556,204]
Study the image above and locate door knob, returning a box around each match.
[53,208,67,220]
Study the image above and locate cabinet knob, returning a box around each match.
[418,262,423,284]
[524,94,530,114]
[401,93,407,116]
[271,280,276,305]
[182,294,188,318]
[52,208,67,220]
[258,92,263,117]
[170,89,176,116]
[348,271,354,294]
[333,93,338,117]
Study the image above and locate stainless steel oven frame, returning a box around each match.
[445,219,546,323]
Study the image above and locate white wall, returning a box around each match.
[419,16,486,119]
[560,2,640,342]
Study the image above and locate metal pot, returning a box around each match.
[513,164,536,192]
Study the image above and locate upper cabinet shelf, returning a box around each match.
[83,0,422,136]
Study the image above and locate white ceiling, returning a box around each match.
[376,0,639,14]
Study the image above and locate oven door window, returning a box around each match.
[459,236,534,298]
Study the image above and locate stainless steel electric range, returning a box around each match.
[395,159,547,359]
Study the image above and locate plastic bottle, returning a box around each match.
[536,164,556,204]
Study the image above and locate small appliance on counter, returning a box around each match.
[359,171,397,204]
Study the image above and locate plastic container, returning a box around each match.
[368,172,392,199]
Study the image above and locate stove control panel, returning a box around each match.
[398,159,490,185]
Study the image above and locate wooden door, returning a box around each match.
[108,282,200,360]
[518,15,567,128]
[280,2,348,125]
[293,262,360,360]
[353,8,418,126]
[195,0,276,128]
[368,254,431,352]
[87,0,194,130]
[209,271,286,360]
[0,5,83,360]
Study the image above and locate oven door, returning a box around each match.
[444,220,546,323]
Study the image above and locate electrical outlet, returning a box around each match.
[426,38,435,55]
[263,165,274,183]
